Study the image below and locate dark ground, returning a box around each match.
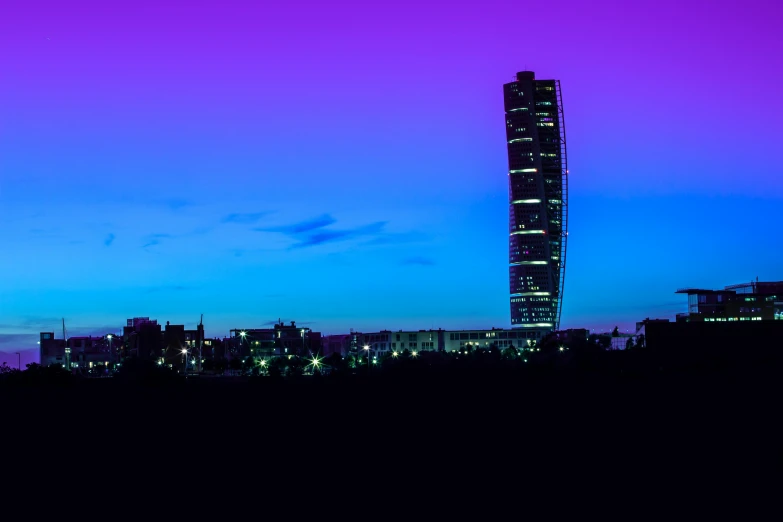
[4,363,782,481]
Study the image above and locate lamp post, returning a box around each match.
[14,352,20,371]
[181,348,188,378]
[301,329,305,356]
[107,334,114,365]
[363,345,370,371]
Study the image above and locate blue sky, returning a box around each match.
[2,0,782,365]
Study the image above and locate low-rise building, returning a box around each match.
[226,320,322,359]
[39,332,117,370]
[325,327,543,358]
[675,280,783,323]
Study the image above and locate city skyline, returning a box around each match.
[2,0,782,366]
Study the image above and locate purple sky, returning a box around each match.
[1,0,782,366]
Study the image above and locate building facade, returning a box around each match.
[503,71,568,333]
[39,332,117,370]
[325,327,542,358]
[675,280,783,323]
[227,321,322,359]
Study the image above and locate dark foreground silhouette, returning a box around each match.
[3,348,782,483]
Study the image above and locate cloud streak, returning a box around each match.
[161,198,192,211]
[222,212,272,224]
[401,256,436,266]
[361,230,429,247]
[256,214,336,235]
[292,221,386,248]
[254,214,418,250]
[142,233,172,248]
[144,285,191,294]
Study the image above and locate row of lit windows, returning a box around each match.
[703,317,763,322]
[449,331,540,340]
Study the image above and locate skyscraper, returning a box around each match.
[503,71,568,334]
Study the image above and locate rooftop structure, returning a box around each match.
[675,280,783,322]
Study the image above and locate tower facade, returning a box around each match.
[503,71,568,333]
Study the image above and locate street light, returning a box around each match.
[237,331,247,357]
[14,352,20,371]
[309,355,322,374]
[363,345,370,371]
[181,348,188,378]
[107,334,114,365]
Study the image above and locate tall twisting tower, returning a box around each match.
[503,71,568,335]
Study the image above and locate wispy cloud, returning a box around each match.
[255,214,407,250]
[362,231,429,247]
[222,212,272,224]
[142,233,172,248]
[401,256,436,266]
[144,285,191,294]
[0,316,63,331]
[293,221,386,248]
[0,333,39,347]
[104,233,115,246]
[256,214,336,235]
[28,227,61,239]
[161,198,192,211]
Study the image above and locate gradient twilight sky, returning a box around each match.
[1,0,782,365]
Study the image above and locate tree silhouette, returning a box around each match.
[502,346,519,360]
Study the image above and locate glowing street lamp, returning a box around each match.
[411,350,418,358]
[107,334,115,364]
[363,345,370,371]
[309,355,322,374]
[236,331,247,356]
[181,348,188,377]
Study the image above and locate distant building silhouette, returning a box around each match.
[503,71,568,337]
[227,321,321,358]
[322,327,542,358]
[637,280,783,358]
[675,280,783,322]
[123,317,162,360]
[39,332,115,369]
